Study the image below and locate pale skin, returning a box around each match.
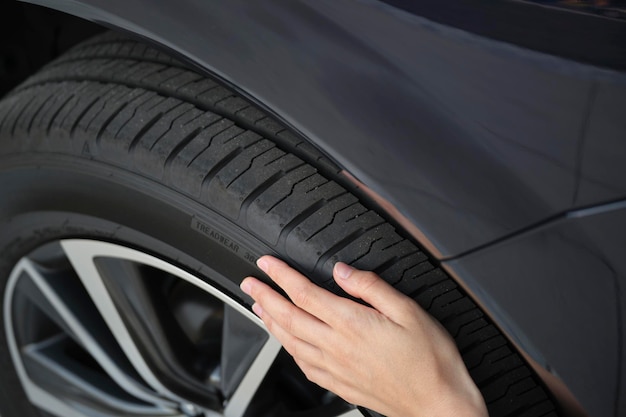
[240,256,489,417]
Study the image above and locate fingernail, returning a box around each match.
[240,279,252,295]
[256,257,269,272]
[334,262,354,279]
[252,303,263,317]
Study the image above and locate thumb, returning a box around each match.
[333,262,413,321]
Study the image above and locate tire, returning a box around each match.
[0,32,558,417]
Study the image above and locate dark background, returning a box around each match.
[0,1,102,97]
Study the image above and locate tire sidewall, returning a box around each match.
[0,153,271,417]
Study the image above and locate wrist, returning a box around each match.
[395,374,487,417]
[424,382,488,417]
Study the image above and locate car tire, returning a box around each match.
[0,32,558,417]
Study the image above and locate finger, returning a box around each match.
[333,262,417,322]
[255,307,325,366]
[241,276,331,345]
[256,256,346,325]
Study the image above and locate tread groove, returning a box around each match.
[0,33,559,417]
[264,171,319,214]
[305,201,361,242]
[486,377,540,408]
[406,273,449,300]
[372,254,402,276]
[476,363,526,389]
[461,333,503,357]
[350,236,384,265]
[276,199,328,247]
[201,147,247,192]
[157,68,188,87]
[128,112,164,153]
[305,179,330,194]
[240,169,300,224]
[27,92,55,135]
[246,162,307,215]
[314,222,386,274]
[185,123,236,168]
[148,103,190,151]
[387,255,429,286]
[226,146,276,188]
[70,94,104,138]
[0,98,16,132]
[439,305,481,328]
[379,238,405,252]
[96,101,129,145]
[10,94,37,138]
[164,127,203,170]
[119,93,162,140]
[46,94,76,135]
[234,104,252,116]
[452,319,489,340]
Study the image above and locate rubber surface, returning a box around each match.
[0,32,559,417]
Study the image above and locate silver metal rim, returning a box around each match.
[4,239,365,417]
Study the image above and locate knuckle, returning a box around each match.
[362,270,380,281]
[280,309,296,333]
[263,315,276,333]
[291,286,312,308]
[358,271,380,292]
[288,340,300,358]
[398,296,419,315]
[339,309,362,333]
[282,336,298,357]
[251,285,269,304]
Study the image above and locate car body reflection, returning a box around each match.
[523,0,626,19]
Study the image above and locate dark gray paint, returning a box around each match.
[26,0,626,259]
[379,0,626,71]
[577,81,626,207]
[445,202,626,417]
[19,0,626,415]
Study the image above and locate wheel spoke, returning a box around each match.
[220,305,270,398]
[60,239,281,416]
[14,257,177,410]
[6,239,349,417]
[21,334,175,415]
[5,262,87,417]
[60,240,191,403]
[223,333,282,417]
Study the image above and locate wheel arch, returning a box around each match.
[11,0,442,264]
[7,2,626,416]
[17,0,626,258]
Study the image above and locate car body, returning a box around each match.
[2,0,625,416]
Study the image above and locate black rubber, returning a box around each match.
[0,32,559,417]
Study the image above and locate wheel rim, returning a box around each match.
[4,239,364,417]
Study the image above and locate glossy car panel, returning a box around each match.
[577,81,626,206]
[15,1,626,416]
[446,201,626,417]
[24,0,626,260]
[380,0,626,71]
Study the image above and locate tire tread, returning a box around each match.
[0,32,559,417]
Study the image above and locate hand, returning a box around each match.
[240,256,488,417]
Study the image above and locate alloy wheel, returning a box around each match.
[4,239,364,417]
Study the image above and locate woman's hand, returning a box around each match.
[240,256,488,417]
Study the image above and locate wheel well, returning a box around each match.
[0,1,104,97]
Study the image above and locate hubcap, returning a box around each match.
[4,239,365,417]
